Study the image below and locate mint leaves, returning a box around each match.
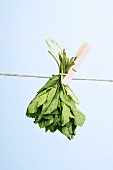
[26,38,85,140]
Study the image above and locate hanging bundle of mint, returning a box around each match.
[26,38,85,140]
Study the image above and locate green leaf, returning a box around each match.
[72,108,86,126]
[54,115,59,125]
[27,92,48,115]
[38,118,54,128]
[42,87,57,112]
[61,103,74,126]
[43,96,59,115]
[65,85,80,104]
[27,96,39,113]
[47,87,57,101]
[26,105,42,118]
[66,95,76,105]
[34,114,43,123]
[58,98,61,108]
[51,109,59,115]
[37,93,48,107]
[60,91,76,111]
[43,115,53,119]
[37,87,52,97]
[37,75,59,94]
[59,126,71,139]
[45,123,57,132]
[26,110,38,118]
[72,124,77,135]
[68,124,73,135]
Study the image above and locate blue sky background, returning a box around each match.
[0,0,113,170]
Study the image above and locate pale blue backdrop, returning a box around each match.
[0,0,113,170]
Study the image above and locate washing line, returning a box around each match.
[0,73,113,83]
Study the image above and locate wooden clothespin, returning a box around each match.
[62,42,92,85]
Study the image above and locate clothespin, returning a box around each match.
[62,42,92,85]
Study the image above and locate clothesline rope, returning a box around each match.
[0,73,113,83]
